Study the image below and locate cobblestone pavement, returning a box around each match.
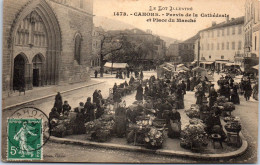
[2,71,258,163]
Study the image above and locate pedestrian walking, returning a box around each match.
[94,70,98,78]
[230,83,240,104]
[244,81,252,101]
[135,84,143,101]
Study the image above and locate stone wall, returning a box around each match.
[47,0,93,84]
[2,0,93,91]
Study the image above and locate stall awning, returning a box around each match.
[252,64,259,70]
[104,62,129,68]
[163,67,171,71]
[200,61,214,65]
[177,64,184,68]
[215,60,229,64]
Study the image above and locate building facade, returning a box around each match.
[199,17,244,70]
[244,0,260,71]
[166,41,181,63]
[3,0,93,92]
[179,33,199,65]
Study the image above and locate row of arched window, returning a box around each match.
[15,12,47,47]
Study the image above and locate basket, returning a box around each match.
[153,119,166,128]
[224,125,241,133]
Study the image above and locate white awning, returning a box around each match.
[104,62,129,69]
[200,61,214,65]
[177,64,184,67]
[215,61,229,64]
[252,64,259,70]
[163,67,171,71]
[225,63,240,66]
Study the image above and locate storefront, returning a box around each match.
[200,61,215,70]
[215,60,229,71]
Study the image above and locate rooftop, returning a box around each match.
[201,16,244,32]
[181,33,200,44]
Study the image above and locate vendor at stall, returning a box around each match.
[167,105,181,138]
[49,107,60,121]
[84,97,96,122]
[62,100,71,114]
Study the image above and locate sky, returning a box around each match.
[94,0,246,41]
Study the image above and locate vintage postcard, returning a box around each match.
[1,0,259,163]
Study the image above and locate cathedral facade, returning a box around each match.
[3,0,93,91]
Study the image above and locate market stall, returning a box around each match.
[104,62,129,73]
[192,66,213,81]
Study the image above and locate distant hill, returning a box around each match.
[94,16,136,31]
[94,16,179,47]
[159,36,181,47]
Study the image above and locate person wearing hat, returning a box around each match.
[62,100,71,115]
[167,105,181,138]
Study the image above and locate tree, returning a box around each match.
[98,32,124,77]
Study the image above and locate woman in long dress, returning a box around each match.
[14,121,37,157]
[54,92,63,114]
[167,107,181,138]
[135,84,143,101]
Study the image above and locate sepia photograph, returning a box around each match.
[1,0,259,163]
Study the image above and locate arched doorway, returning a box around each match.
[32,54,44,87]
[10,0,62,90]
[13,54,27,90]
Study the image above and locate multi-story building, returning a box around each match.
[199,17,244,70]
[244,0,260,71]
[166,41,181,63]
[179,33,200,65]
[3,0,93,92]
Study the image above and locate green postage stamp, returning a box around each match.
[7,118,43,160]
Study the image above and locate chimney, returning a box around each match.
[226,15,229,22]
[212,21,216,26]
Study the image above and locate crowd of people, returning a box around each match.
[49,90,106,133]
[49,68,257,143]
